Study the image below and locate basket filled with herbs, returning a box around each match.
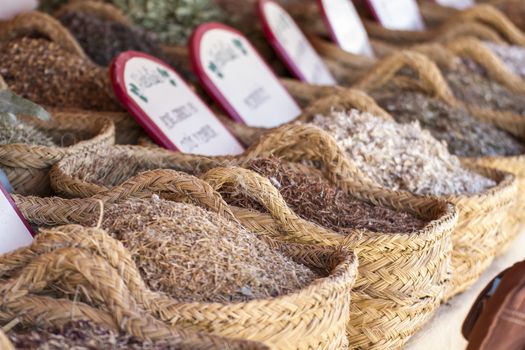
[51,122,458,350]
[0,84,114,196]
[0,224,271,350]
[11,168,357,350]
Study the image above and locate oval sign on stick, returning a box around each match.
[318,0,374,57]
[366,0,425,31]
[258,0,336,85]
[435,0,473,10]
[0,182,34,254]
[111,51,244,156]
[190,22,301,128]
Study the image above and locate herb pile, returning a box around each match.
[7,321,174,350]
[312,109,496,196]
[444,66,525,115]
[100,196,317,303]
[0,38,121,111]
[372,90,525,157]
[222,157,427,234]
[57,10,168,66]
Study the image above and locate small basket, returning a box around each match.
[13,169,357,350]
[356,50,521,295]
[0,224,269,350]
[51,123,457,350]
[0,110,115,196]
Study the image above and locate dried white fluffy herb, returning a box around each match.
[312,109,496,196]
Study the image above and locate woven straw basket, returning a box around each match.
[14,169,357,349]
[0,330,14,350]
[0,224,270,350]
[355,50,520,294]
[51,122,458,350]
[0,109,115,196]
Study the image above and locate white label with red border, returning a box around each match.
[367,0,425,30]
[0,184,33,254]
[190,23,301,128]
[258,0,336,85]
[318,0,374,57]
[111,52,244,156]
[435,0,473,10]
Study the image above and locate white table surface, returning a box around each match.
[405,229,525,350]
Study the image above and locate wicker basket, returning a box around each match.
[0,225,269,350]
[0,110,115,196]
[0,330,14,350]
[355,50,521,291]
[51,122,457,350]
[13,169,357,350]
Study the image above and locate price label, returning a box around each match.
[0,182,33,254]
[258,0,336,85]
[435,0,474,10]
[111,51,244,156]
[318,0,374,57]
[190,23,301,128]
[366,0,425,30]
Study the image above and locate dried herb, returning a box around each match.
[484,41,525,79]
[222,157,427,234]
[101,0,226,45]
[7,320,177,349]
[57,11,169,66]
[372,90,525,157]
[100,196,317,303]
[312,109,496,196]
[444,66,525,115]
[0,38,121,111]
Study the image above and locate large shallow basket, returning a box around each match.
[51,123,457,350]
[0,224,270,350]
[13,169,357,350]
[0,110,114,196]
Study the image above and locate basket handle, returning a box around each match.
[451,4,525,46]
[355,50,457,104]
[201,166,341,245]
[92,169,238,223]
[436,21,505,44]
[446,36,525,94]
[54,0,131,25]
[0,11,87,59]
[297,89,393,122]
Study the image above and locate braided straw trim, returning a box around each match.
[0,330,14,350]
[0,111,114,196]
[6,210,356,348]
[50,124,457,349]
[452,4,525,46]
[0,228,267,349]
[54,0,131,25]
[0,11,87,59]
[434,21,505,44]
[0,75,7,90]
[418,0,459,27]
[48,108,142,145]
[355,50,458,104]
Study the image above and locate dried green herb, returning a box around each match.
[372,90,525,157]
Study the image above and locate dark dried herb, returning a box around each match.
[373,90,525,157]
[7,320,178,349]
[57,11,169,66]
[0,38,121,111]
[445,66,525,115]
[222,158,427,234]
